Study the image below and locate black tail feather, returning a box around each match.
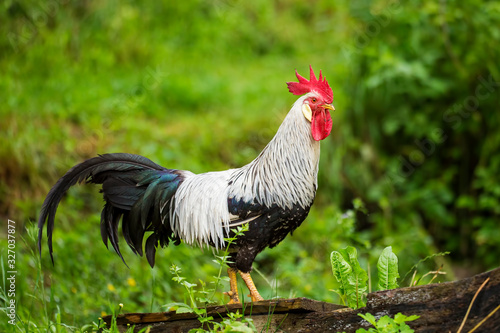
[100,209,108,249]
[145,233,158,267]
[38,153,184,267]
[100,203,129,266]
[125,202,145,256]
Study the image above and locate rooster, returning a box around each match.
[38,66,335,304]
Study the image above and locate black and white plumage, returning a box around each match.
[38,66,335,303]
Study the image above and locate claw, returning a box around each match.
[247,293,264,302]
[225,268,240,304]
[247,292,264,302]
[224,290,240,304]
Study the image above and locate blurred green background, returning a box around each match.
[1,0,500,331]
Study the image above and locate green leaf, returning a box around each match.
[357,312,419,333]
[182,281,197,289]
[330,246,368,309]
[394,313,420,324]
[197,316,214,323]
[162,302,193,313]
[376,315,394,329]
[358,313,377,327]
[222,321,255,333]
[172,276,185,283]
[331,250,353,297]
[377,246,400,290]
[176,306,195,314]
[342,247,368,308]
[170,264,181,274]
[196,297,211,303]
[331,247,368,309]
[400,326,414,333]
[192,307,208,316]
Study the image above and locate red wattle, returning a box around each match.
[311,109,332,141]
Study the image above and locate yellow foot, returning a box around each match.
[224,267,265,303]
[239,271,264,302]
[225,267,240,304]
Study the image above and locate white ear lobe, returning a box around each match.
[302,103,312,122]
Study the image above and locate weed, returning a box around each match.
[401,252,450,287]
[94,304,151,333]
[354,312,420,333]
[331,246,449,310]
[376,246,399,291]
[164,224,258,332]
[330,246,368,309]
[330,246,398,309]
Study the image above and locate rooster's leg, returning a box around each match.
[239,271,264,302]
[224,267,240,304]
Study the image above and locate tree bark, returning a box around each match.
[104,267,500,332]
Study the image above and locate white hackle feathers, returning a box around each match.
[228,94,320,210]
[170,94,321,248]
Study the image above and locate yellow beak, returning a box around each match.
[322,104,335,111]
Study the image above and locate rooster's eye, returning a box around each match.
[312,98,317,103]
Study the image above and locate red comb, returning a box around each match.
[286,65,333,104]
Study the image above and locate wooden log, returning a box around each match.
[104,298,344,332]
[104,267,500,332]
